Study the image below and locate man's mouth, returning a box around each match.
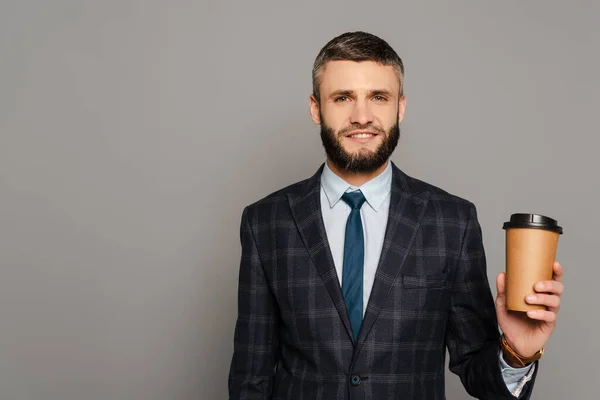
[344,130,380,141]
[349,132,377,138]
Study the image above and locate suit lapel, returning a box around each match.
[356,163,430,347]
[287,165,355,342]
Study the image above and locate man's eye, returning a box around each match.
[373,95,387,101]
[334,96,349,102]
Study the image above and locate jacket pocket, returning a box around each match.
[401,274,448,289]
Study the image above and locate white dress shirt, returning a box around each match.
[318,160,534,395]
[320,160,392,316]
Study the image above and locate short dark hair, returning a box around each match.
[312,31,405,103]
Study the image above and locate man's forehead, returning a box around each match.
[320,60,399,93]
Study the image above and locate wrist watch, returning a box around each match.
[500,334,544,367]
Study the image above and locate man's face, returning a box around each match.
[310,60,406,173]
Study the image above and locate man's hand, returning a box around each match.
[495,261,564,358]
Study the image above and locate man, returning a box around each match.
[228,31,564,399]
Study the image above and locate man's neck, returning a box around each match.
[326,159,389,187]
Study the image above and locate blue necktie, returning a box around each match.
[341,190,366,341]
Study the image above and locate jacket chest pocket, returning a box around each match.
[374,274,450,344]
[399,273,450,312]
[401,274,447,289]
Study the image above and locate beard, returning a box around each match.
[319,114,400,174]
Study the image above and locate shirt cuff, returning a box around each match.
[499,348,536,397]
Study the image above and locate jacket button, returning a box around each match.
[350,375,361,387]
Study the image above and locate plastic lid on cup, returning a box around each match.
[502,213,563,234]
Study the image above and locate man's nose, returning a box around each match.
[349,100,374,126]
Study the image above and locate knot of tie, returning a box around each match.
[342,190,366,210]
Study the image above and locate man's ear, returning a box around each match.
[309,94,321,125]
[397,94,406,124]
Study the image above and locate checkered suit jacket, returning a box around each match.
[229,162,538,399]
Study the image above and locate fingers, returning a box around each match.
[512,261,564,324]
[552,261,564,282]
[526,293,561,310]
[532,262,564,313]
[534,280,564,296]
[526,309,557,322]
[533,261,564,293]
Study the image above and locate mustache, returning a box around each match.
[337,123,386,136]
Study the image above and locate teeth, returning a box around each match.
[350,133,375,139]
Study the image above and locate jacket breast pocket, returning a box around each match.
[398,273,450,317]
[401,274,448,289]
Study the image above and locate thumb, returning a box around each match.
[496,272,507,309]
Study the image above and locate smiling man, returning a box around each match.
[316,59,401,183]
[228,31,564,400]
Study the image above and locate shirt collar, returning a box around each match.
[320,160,392,212]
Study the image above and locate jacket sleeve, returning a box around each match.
[228,206,280,399]
[445,203,538,399]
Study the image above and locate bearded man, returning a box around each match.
[228,31,564,400]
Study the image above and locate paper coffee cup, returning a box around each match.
[502,214,563,312]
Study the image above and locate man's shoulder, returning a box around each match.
[404,169,473,208]
[401,167,477,223]
[241,168,321,221]
[250,179,311,207]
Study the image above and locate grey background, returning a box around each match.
[1,1,598,399]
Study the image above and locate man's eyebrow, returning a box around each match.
[328,89,395,98]
[329,89,355,98]
[370,89,394,97]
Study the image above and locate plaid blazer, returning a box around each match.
[229,162,538,399]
